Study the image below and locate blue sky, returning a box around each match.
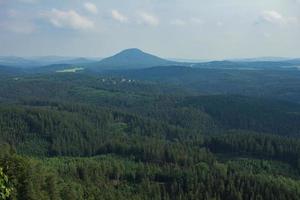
[0,0,300,59]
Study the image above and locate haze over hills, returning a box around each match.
[230,57,294,62]
[31,56,100,66]
[87,48,299,71]
[85,48,300,72]
[0,56,40,68]
[1,49,300,72]
[286,58,300,65]
[0,56,99,68]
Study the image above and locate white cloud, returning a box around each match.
[260,10,297,25]
[44,9,94,30]
[137,11,159,26]
[171,19,186,26]
[111,9,128,23]
[84,2,98,15]
[261,10,285,24]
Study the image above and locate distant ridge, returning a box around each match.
[89,48,178,70]
[0,56,96,68]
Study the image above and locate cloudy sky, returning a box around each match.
[0,0,300,59]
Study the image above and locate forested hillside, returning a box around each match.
[1,72,300,199]
[2,0,300,198]
[108,66,300,103]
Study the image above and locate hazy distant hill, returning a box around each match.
[1,50,299,74]
[0,56,97,68]
[0,65,23,76]
[107,65,300,103]
[193,60,296,69]
[31,56,98,66]
[88,48,179,70]
[88,49,298,71]
[230,57,293,62]
[286,58,300,65]
[0,56,40,68]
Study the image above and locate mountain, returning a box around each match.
[192,60,297,70]
[0,56,40,68]
[31,56,98,66]
[0,56,98,68]
[230,57,293,62]
[168,58,210,63]
[286,58,300,65]
[88,48,179,70]
[62,57,96,65]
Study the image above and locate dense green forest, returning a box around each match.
[109,66,300,103]
[1,72,300,199]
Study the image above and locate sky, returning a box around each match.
[0,0,300,60]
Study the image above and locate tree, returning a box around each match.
[0,167,12,200]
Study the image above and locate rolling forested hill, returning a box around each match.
[1,69,300,199]
[1,49,300,200]
[108,66,300,103]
